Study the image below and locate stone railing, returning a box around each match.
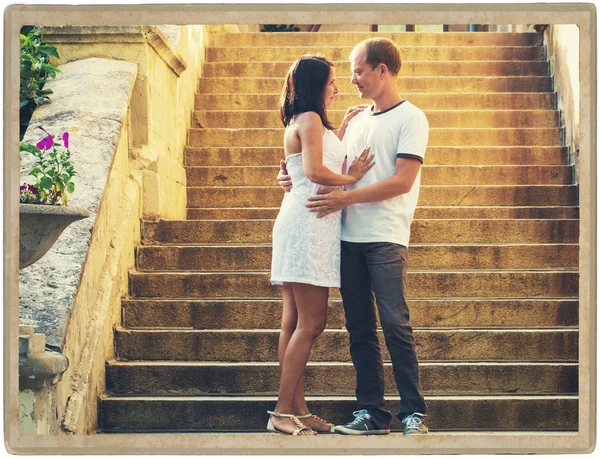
[19,24,212,434]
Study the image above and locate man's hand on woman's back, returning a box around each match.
[278,159,292,192]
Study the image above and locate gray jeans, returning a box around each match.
[340,241,426,428]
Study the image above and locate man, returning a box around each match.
[278,38,429,435]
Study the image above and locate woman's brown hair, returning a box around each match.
[279,55,335,130]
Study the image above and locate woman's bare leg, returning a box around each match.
[279,283,298,367]
[279,284,331,431]
[271,282,328,435]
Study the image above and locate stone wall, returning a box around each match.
[19,57,139,435]
[19,25,211,434]
[544,25,580,183]
[43,25,201,221]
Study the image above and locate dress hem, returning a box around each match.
[270,277,340,288]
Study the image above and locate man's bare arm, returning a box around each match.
[345,157,422,204]
[306,157,422,218]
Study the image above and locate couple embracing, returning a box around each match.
[267,38,429,436]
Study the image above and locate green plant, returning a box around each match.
[20,127,77,206]
[20,26,60,140]
[260,24,301,32]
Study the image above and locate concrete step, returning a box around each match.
[98,394,577,432]
[106,361,577,396]
[137,244,578,272]
[121,298,578,329]
[206,46,545,62]
[186,206,579,220]
[197,76,553,94]
[209,32,543,48]
[115,328,577,362]
[185,146,568,167]
[188,127,562,148]
[195,92,556,110]
[141,219,578,245]
[187,185,577,208]
[186,165,572,186]
[203,61,549,78]
[128,271,578,299]
[194,109,559,129]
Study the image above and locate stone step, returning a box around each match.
[186,165,572,186]
[114,328,577,362]
[98,394,577,432]
[195,92,556,110]
[203,61,549,78]
[105,361,578,396]
[194,109,559,129]
[121,298,579,330]
[186,206,579,220]
[187,185,577,208]
[128,271,578,299]
[197,76,553,94]
[141,219,578,245]
[185,146,568,167]
[137,244,578,272]
[206,46,545,62]
[209,32,543,48]
[188,127,562,148]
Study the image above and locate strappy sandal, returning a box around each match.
[296,413,336,433]
[266,410,316,435]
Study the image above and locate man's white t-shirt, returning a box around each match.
[341,99,429,247]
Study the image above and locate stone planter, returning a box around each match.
[19,203,89,269]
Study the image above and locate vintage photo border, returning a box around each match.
[4,2,596,454]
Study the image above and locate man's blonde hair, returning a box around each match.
[350,38,402,76]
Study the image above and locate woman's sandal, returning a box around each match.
[266,410,316,436]
[296,413,336,433]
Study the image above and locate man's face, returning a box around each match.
[350,50,381,100]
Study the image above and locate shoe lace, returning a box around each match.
[349,409,371,425]
[404,413,425,430]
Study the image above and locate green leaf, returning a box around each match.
[20,54,36,63]
[41,63,60,73]
[40,176,52,189]
[37,45,59,58]
[29,167,42,176]
[20,142,41,155]
[67,182,75,193]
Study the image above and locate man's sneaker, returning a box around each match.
[334,410,390,435]
[401,412,428,435]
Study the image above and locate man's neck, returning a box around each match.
[372,88,403,113]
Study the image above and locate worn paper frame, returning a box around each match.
[4,2,596,454]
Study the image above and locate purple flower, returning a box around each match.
[36,135,54,151]
[62,132,69,149]
[20,183,38,194]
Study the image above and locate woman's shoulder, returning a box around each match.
[293,111,322,125]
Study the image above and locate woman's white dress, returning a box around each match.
[270,129,346,288]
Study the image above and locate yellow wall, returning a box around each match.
[38,25,211,433]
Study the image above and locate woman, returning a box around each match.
[268,55,374,436]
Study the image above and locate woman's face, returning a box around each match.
[323,66,339,109]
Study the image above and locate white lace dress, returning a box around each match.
[270,129,346,288]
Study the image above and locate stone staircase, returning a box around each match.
[98,32,579,433]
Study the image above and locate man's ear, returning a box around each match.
[379,63,388,77]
